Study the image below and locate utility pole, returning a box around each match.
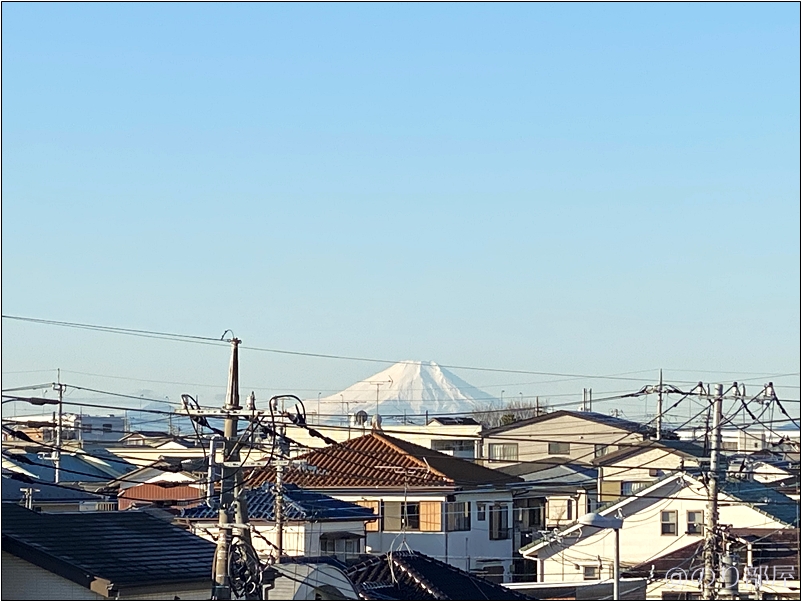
[212,337,242,600]
[702,384,723,600]
[53,373,65,484]
[656,370,663,441]
[274,456,286,557]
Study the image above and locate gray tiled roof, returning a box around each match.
[181,484,376,522]
[2,502,216,590]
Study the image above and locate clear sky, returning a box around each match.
[2,3,799,421]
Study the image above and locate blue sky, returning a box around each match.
[2,3,799,419]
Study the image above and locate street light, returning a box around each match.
[578,512,623,601]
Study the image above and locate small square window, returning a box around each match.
[548,442,570,455]
[661,511,678,536]
[687,511,703,535]
[488,443,518,461]
[594,444,610,458]
[583,566,599,580]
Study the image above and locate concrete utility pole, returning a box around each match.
[656,370,663,441]
[53,374,66,484]
[702,384,723,600]
[274,455,287,557]
[212,337,242,600]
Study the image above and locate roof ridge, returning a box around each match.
[371,433,451,480]
[390,553,449,600]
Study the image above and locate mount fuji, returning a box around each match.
[316,361,498,422]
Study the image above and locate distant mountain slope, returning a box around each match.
[317,360,498,422]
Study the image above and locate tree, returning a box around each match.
[472,398,549,429]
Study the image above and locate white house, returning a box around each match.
[248,432,524,582]
[180,484,376,562]
[520,472,798,585]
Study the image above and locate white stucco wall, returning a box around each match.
[338,490,516,579]
[530,478,792,583]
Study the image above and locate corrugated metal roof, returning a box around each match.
[180,484,376,522]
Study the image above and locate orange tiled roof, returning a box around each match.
[249,432,521,490]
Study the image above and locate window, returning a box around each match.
[489,504,510,540]
[477,502,486,521]
[488,443,518,461]
[403,502,420,530]
[594,444,609,458]
[687,511,704,535]
[82,423,93,434]
[515,498,544,530]
[661,510,678,536]
[583,566,599,580]
[382,502,421,531]
[649,468,660,477]
[548,442,570,455]
[320,535,361,561]
[566,499,573,521]
[432,439,475,457]
[621,481,650,496]
[102,423,113,433]
[446,501,471,532]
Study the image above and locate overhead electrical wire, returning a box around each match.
[7,314,798,388]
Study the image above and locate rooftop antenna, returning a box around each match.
[368,377,393,416]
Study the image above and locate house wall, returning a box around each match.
[1,551,211,600]
[279,423,482,457]
[482,415,645,467]
[337,490,516,580]
[189,520,367,559]
[1,552,105,600]
[597,448,694,503]
[532,479,791,584]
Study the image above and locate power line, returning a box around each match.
[11,314,798,387]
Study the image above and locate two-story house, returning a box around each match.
[592,439,707,504]
[248,432,523,581]
[520,472,798,585]
[480,410,655,469]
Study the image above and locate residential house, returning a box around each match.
[480,410,656,468]
[1,502,217,600]
[498,460,598,581]
[520,472,798,585]
[676,425,776,454]
[732,442,800,486]
[2,475,116,512]
[248,432,524,581]
[104,459,205,510]
[180,484,377,562]
[623,528,800,599]
[592,439,707,504]
[3,413,126,444]
[1,448,134,485]
[278,416,483,460]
